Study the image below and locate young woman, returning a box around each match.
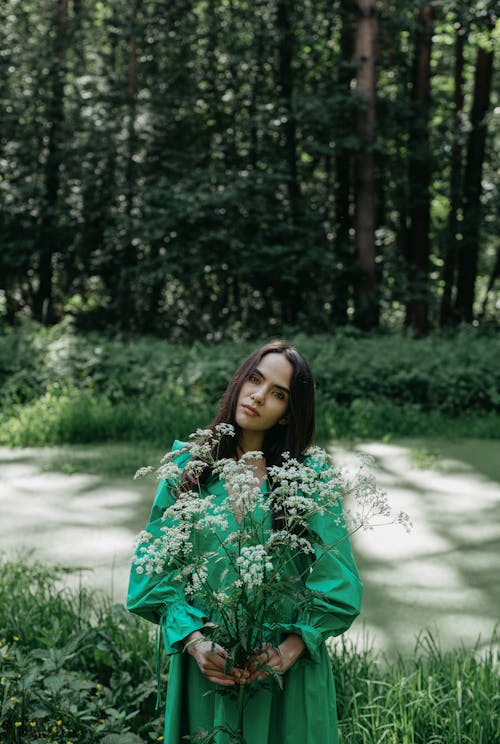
[127,341,362,743]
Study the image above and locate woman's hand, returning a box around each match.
[246,633,306,682]
[183,632,249,686]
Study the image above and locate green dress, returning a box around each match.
[127,441,363,743]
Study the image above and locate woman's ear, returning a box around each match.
[279,415,289,426]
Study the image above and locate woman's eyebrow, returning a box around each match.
[254,367,290,394]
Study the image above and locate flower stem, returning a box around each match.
[237,682,246,741]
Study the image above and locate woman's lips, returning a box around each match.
[241,403,260,416]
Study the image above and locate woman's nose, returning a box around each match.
[251,388,264,404]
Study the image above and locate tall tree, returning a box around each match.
[454,30,495,323]
[404,6,434,334]
[440,19,466,326]
[332,2,356,325]
[118,0,140,327]
[276,0,302,227]
[275,0,304,323]
[34,0,68,324]
[353,0,378,329]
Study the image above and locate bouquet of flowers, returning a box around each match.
[133,424,410,743]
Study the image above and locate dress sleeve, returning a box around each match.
[126,441,207,654]
[276,468,363,663]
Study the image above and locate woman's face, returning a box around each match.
[235,352,292,435]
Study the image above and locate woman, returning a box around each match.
[127,341,362,743]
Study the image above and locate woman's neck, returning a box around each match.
[238,430,264,456]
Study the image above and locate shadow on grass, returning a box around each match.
[1,439,499,656]
[337,439,500,657]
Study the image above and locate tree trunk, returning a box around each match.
[353,0,378,330]
[479,246,500,320]
[34,0,68,324]
[405,6,434,334]
[276,0,302,323]
[440,24,465,326]
[277,0,301,225]
[454,40,495,323]
[207,0,222,163]
[332,3,355,325]
[247,11,265,232]
[119,0,140,329]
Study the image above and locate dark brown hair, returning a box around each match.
[183,340,315,490]
[180,341,316,530]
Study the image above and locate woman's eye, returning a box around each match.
[273,391,285,400]
[249,373,259,383]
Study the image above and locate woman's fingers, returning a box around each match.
[251,644,279,668]
[231,666,249,683]
[191,640,249,685]
[245,645,281,682]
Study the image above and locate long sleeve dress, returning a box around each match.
[127,441,363,744]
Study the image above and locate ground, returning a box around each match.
[1,439,498,657]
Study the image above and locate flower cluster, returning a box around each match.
[235,544,274,592]
[133,423,411,668]
[214,452,268,521]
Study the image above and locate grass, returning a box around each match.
[334,632,499,743]
[34,442,166,479]
[1,558,498,743]
[1,388,500,451]
[3,436,499,485]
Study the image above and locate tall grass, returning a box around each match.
[1,386,499,448]
[334,634,499,743]
[1,558,498,743]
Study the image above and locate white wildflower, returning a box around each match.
[266,530,315,555]
[214,423,236,437]
[239,450,264,462]
[212,590,229,604]
[133,529,153,549]
[195,512,229,531]
[189,428,214,440]
[160,447,189,464]
[188,440,214,462]
[183,458,209,479]
[189,564,209,593]
[216,457,263,520]
[134,466,155,480]
[163,491,214,522]
[156,461,182,481]
[304,446,329,467]
[235,545,273,592]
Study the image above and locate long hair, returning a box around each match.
[181,341,316,497]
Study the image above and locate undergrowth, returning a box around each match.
[1,558,498,743]
[1,323,499,446]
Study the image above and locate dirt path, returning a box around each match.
[1,441,499,656]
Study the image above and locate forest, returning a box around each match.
[0,0,498,339]
[1,6,499,742]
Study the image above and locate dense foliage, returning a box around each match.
[0,558,163,743]
[0,1,498,338]
[0,558,498,743]
[0,322,499,446]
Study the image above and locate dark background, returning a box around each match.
[0,0,498,340]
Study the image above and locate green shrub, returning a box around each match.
[0,386,212,448]
[1,322,499,446]
[0,557,163,743]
